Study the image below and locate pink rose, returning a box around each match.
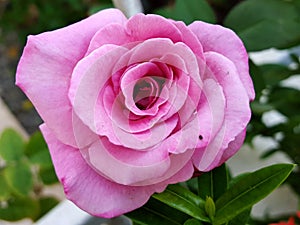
[16,9,254,218]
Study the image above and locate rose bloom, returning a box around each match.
[16,9,254,218]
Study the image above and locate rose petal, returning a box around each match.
[193,124,226,172]
[172,21,205,72]
[100,62,172,133]
[87,23,131,55]
[40,124,167,218]
[106,69,190,134]
[116,38,202,125]
[220,129,247,164]
[109,114,179,150]
[127,39,203,116]
[16,9,127,147]
[94,39,199,144]
[120,62,166,116]
[205,52,251,148]
[101,85,170,134]
[192,78,226,170]
[198,78,226,146]
[193,52,251,171]
[127,39,202,89]
[161,115,200,154]
[189,21,255,100]
[96,80,179,149]
[132,149,195,186]
[71,110,98,149]
[68,44,120,105]
[81,138,171,185]
[69,45,128,133]
[126,13,182,43]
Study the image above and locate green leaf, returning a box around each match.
[126,197,190,225]
[186,177,199,194]
[38,197,59,219]
[39,166,58,185]
[25,131,53,169]
[154,0,216,24]
[152,184,209,222]
[227,208,252,225]
[0,172,11,201]
[0,128,24,162]
[250,101,273,115]
[228,172,250,189]
[4,161,33,196]
[213,164,295,225]
[249,60,265,99]
[268,87,300,117]
[29,150,53,169]
[89,3,114,15]
[224,0,300,51]
[0,197,40,221]
[184,218,204,225]
[198,163,228,200]
[25,131,47,157]
[259,64,296,87]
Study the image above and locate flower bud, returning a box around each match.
[205,196,216,221]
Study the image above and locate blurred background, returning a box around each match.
[0,0,299,224]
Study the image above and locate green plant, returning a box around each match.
[0,128,59,221]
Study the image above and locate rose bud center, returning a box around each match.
[133,76,165,110]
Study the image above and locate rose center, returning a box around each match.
[133,76,164,110]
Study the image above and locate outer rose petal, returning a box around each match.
[189,21,255,100]
[81,139,170,185]
[86,23,132,55]
[172,21,205,71]
[220,129,246,164]
[196,78,226,149]
[40,123,194,217]
[40,124,166,218]
[192,79,226,170]
[126,13,182,43]
[16,9,127,147]
[194,52,251,171]
[80,136,195,186]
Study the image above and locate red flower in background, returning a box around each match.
[269,211,300,225]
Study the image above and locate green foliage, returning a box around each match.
[0,197,40,221]
[126,164,294,225]
[154,0,216,24]
[89,2,114,15]
[126,197,190,225]
[0,174,11,201]
[4,161,33,196]
[152,184,209,222]
[0,129,59,222]
[0,129,24,162]
[214,164,295,225]
[197,163,228,200]
[184,218,204,225]
[204,196,216,221]
[224,0,300,51]
[0,0,112,43]
[38,197,60,218]
[248,60,266,99]
[227,208,252,225]
[247,54,300,201]
[39,166,58,185]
